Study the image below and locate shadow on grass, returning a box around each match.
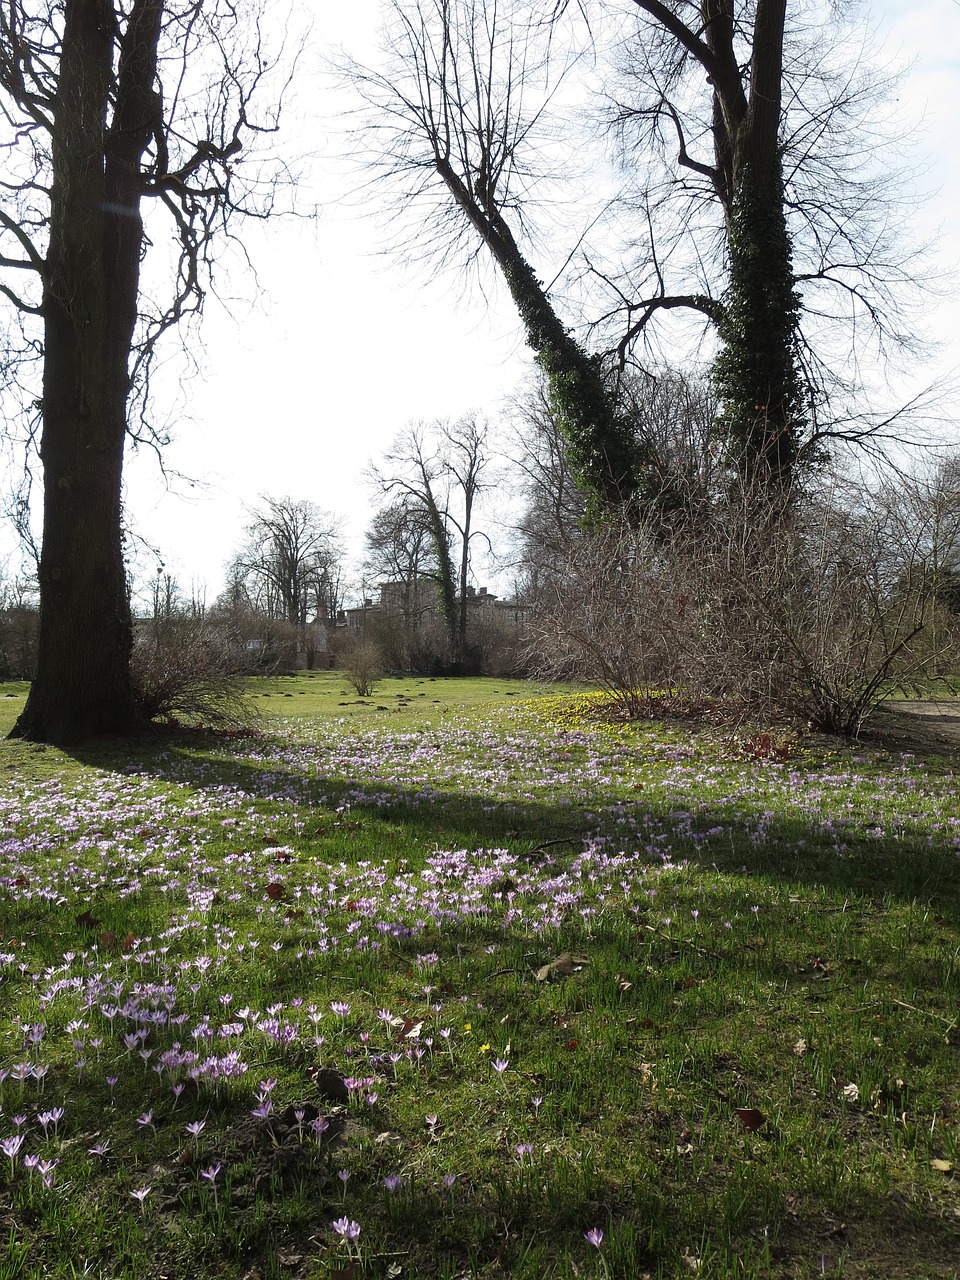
[7,723,960,1280]
[64,725,960,912]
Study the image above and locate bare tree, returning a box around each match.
[349,1,650,515]
[1,0,300,744]
[364,496,439,631]
[367,416,494,666]
[349,0,925,501]
[440,416,494,654]
[228,497,344,629]
[509,378,588,596]
[596,0,925,472]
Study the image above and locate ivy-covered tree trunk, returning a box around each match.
[423,489,460,664]
[501,254,652,517]
[700,0,806,492]
[11,0,162,744]
[713,165,805,489]
[434,159,651,518]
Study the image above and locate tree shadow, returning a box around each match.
[68,724,960,911]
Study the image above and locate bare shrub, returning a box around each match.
[340,637,383,697]
[675,484,959,733]
[528,517,689,717]
[130,617,258,731]
[527,471,960,734]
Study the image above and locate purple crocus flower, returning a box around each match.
[331,1217,361,1242]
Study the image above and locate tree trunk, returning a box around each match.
[713,163,804,488]
[424,491,459,664]
[435,157,650,516]
[706,0,805,488]
[11,0,162,745]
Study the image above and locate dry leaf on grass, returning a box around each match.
[535,952,590,982]
[733,1107,766,1132]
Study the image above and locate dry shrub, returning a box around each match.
[529,519,688,718]
[339,636,383,697]
[528,475,960,734]
[676,486,958,733]
[130,617,258,731]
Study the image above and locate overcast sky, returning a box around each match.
[9,1,960,608]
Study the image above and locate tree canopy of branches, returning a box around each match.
[227,497,343,629]
[363,496,440,629]
[367,417,493,665]
[0,0,297,744]
[351,0,921,508]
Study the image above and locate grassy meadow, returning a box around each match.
[0,673,958,1278]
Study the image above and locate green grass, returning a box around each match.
[0,674,958,1278]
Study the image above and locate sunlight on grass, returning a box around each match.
[0,676,958,1277]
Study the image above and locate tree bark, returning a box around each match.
[709,0,804,487]
[11,0,162,744]
[434,158,649,516]
[623,0,804,490]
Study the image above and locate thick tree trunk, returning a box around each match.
[703,0,805,490]
[12,392,144,745]
[11,0,161,745]
[713,164,804,488]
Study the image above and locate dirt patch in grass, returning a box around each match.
[864,700,960,757]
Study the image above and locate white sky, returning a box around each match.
[8,0,960,608]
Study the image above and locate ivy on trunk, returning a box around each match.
[713,165,806,489]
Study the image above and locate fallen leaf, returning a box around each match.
[615,974,633,993]
[374,1131,403,1146]
[793,1037,808,1056]
[931,1159,954,1173]
[734,1108,766,1132]
[265,881,286,901]
[841,1083,860,1103]
[398,1018,423,1040]
[121,931,137,953]
[536,951,590,982]
[98,930,117,949]
[75,908,102,930]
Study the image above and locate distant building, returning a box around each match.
[341,581,527,633]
